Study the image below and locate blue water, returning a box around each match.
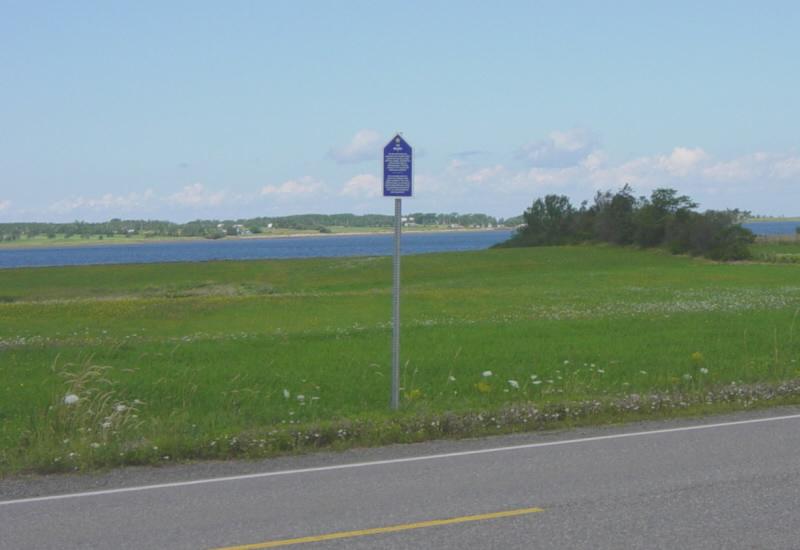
[743,221,800,236]
[0,230,513,269]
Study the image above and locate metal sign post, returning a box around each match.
[383,134,412,410]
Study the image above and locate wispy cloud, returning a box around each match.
[466,164,506,183]
[340,173,379,198]
[49,190,155,213]
[167,184,228,207]
[516,127,600,168]
[444,131,800,212]
[451,150,488,159]
[261,176,325,197]
[329,129,382,164]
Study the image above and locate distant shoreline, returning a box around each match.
[0,227,510,251]
[746,218,800,223]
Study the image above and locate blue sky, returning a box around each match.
[1,1,798,222]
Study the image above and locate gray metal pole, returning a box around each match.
[391,197,401,410]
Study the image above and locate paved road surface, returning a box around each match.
[2,407,800,549]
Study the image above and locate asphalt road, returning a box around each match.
[2,407,800,549]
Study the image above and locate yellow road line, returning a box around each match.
[213,506,545,549]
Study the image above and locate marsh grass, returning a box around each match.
[1,245,799,474]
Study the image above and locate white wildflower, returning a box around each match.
[63,394,79,405]
[682,374,693,381]
[532,380,542,385]
[482,370,493,378]
[507,379,519,389]
[296,394,305,402]
[699,367,709,374]
[282,389,290,399]
[448,375,456,382]
[115,404,127,413]
[530,374,538,380]
[640,370,648,375]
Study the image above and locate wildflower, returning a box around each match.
[475,381,492,393]
[90,443,100,449]
[282,389,290,399]
[101,421,112,429]
[640,370,648,375]
[296,394,305,402]
[507,379,519,389]
[63,394,79,405]
[563,360,570,365]
[682,374,693,381]
[115,404,127,413]
[405,388,422,400]
[530,374,538,380]
[597,369,605,374]
[691,352,704,363]
[482,370,493,378]
[448,375,456,382]
[699,367,709,374]
[532,380,542,385]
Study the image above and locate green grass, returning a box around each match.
[751,239,800,263]
[1,245,799,475]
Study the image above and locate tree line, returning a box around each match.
[0,212,504,241]
[495,186,755,260]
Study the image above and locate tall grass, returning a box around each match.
[1,245,799,474]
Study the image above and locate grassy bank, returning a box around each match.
[1,244,799,475]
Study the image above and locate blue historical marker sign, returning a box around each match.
[383,134,413,197]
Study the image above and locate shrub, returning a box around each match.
[497,187,754,261]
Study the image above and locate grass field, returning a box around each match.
[1,244,799,475]
[751,239,800,263]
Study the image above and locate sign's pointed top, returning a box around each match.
[386,133,410,148]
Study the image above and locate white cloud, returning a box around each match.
[329,129,382,164]
[340,174,379,198]
[456,141,800,209]
[703,152,800,184]
[0,200,9,212]
[773,155,800,179]
[517,128,600,167]
[168,184,227,207]
[658,147,709,176]
[261,176,325,197]
[466,164,506,183]
[447,158,467,172]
